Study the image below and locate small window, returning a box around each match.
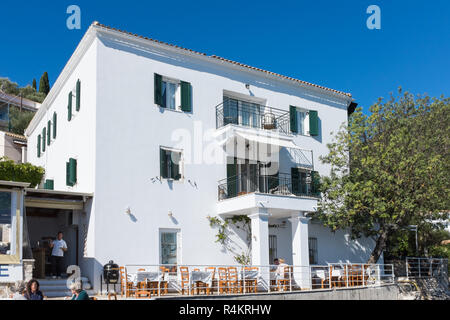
[160,147,182,180]
[296,110,307,135]
[161,79,180,110]
[309,237,318,265]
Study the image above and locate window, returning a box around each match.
[309,237,318,265]
[154,73,192,112]
[160,147,182,180]
[223,97,262,128]
[66,158,77,186]
[160,231,178,265]
[296,110,307,135]
[0,192,14,256]
[269,235,277,264]
[162,79,179,110]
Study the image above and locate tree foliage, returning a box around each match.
[0,77,46,103]
[313,90,450,263]
[9,107,35,135]
[38,72,50,95]
[0,157,45,187]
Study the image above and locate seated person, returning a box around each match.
[68,281,90,300]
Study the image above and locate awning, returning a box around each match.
[24,189,93,210]
[235,131,303,150]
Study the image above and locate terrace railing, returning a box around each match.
[216,98,291,135]
[121,263,395,298]
[218,172,320,201]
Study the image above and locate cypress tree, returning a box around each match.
[32,78,37,90]
[39,72,50,95]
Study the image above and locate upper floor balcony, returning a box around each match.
[215,97,291,135]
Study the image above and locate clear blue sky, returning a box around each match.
[1,0,449,113]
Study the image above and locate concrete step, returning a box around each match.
[44,289,96,298]
[38,277,90,286]
[41,283,92,291]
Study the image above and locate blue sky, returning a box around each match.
[1,0,449,113]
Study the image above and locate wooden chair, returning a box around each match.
[135,280,151,298]
[205,267,216,295]
[243,267,258,293]
[138,268,146,272]
[180,267,193,295]
[120,266,135,298]
[218,267,229,294]
[159,266,170,295]
[227,267,240,294]
[277,266,292,291]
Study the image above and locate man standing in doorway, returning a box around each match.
[49,231,68,279]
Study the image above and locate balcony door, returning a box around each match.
[223,97,261,128]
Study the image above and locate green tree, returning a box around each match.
[0,157,44,187]
[313,90,450,263]
[32,78,37,90]
[38,71,50,95]
[9,107,35,135]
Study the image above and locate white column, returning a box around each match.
[289,212,311,289]
[249,208,270,290]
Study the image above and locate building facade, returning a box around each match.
[24,22,379,292]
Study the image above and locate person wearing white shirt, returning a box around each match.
[49,231,68,279]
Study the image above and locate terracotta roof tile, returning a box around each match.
[92,21,352,98]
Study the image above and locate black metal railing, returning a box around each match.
[216,98,291,135]
[218,172,320,201]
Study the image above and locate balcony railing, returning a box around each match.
[218,172,320,201]
[216,98,291,135]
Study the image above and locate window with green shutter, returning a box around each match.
[37,135,41,158]
[66,158,77,186]
[290,106,298,134]
[309,110,319,136]
[47,121,51,145]
[68,92,73,121]
[53,112,57,139]
[180,81,192,112]
[44,179,54,190]
[42,128,46,152]
[154,73,163,106]
[76,79,81,111]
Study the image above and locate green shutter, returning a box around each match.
[309,110,319,136]
[76,79,81,111]
[290,106,298,134]
[291,168,300,195]
[226,157,237,198]
[44,179,54,190]
[68,92,72,121]
[66,162,71,186]
[53,112,57,139]
[311,171,321,196]
[42,128,46,152]
[180,81,192,112]
[37,135,41,158]
[160,148,168,178]
[69,158,77,185]
[154,73,163,106]
[170,151,181,180]
[47,120,51,145]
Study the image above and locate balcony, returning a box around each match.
[217,172,320,217]
[216,98,291,135]
[218,172,320,201]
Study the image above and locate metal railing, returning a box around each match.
[218,172,320,201]
[406,257,448,279]
[216,98,291,135]
[120,263,394,298]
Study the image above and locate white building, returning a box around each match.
[21,22,378,292]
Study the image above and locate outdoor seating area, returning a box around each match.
[117,263,394,299]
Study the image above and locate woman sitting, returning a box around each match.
[68,281,90,300]
[24,279,44,300]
